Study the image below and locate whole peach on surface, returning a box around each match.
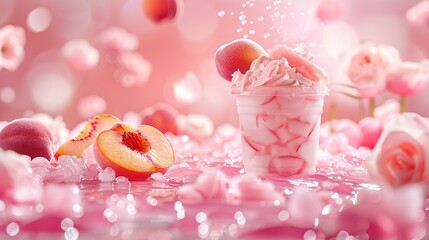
[215,38,267,81]
[0,118,53,160]
[93,122,175,180]
[141,103,179,135]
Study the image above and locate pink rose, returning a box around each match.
[386,60,429,96]
[343,42,401,99]
[61,39,100,71]
[115,52,152,87]
[0,25,26,72]
[98,27,139,53]
[406,0,429,26]
[320,118,363,147]
[358,117,383,149]
[367,113,429,186]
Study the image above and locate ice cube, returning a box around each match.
[287,118,314,137]
[270,156,305,175]
[274,126,295,143]
[257,114,284,131]
[270,144,291,156]
[97,167,116,182]
[287,137,308,154]
[238,114,258,130]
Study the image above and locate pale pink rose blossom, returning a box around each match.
[61,39,100,71]
[367,113,429,186]
[0,25,26,71]
[406,0,429,26]
[115,52,152,87]
[98,27,139,53]
[358,117,384,149]
[343,42,401,99]
[386,60,429,96]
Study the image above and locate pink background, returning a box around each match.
[0,0,428,128]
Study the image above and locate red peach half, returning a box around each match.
[54,114,121,159]
[93,122,175,180]
[215,38,267,81]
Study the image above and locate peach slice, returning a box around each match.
[215,38,267,81]
[93,123,175,180]
[142,0,182,23]
[268,45,328,83]
[0,118,53,160]
[54,114,121,159]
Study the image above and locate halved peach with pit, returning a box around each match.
[93,122,175,180]
[54,114,121,159]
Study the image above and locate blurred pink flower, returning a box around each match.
[367,113,429,186]
[98,27,139,53]
[0,25,26,72]
[386,60,429,96]
[176,113,214,142]
[343,42,401,99]
[374,98,400,120]
[358,117,383,149]
[115,52,152,87]
[0,149,42,202]
[173,72,202,105]
[61,39,100,71]
[228,173,284,204]
[320,118,363,147]
[406,0,429,26]
[311,0,345,22]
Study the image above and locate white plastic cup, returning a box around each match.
[234,85,329,176]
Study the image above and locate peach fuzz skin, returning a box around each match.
[54,114,121,159]
[215,38,267,81]
[93,122,175,181]
[0,118,53,160]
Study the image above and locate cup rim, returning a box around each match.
[232,85,330,96]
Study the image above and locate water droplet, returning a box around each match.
[249,30,255,35]
[257,16,264,21]
[6,222,19,236]
[263,33,270,38]
[61,218,74,230]
[237,28,243,33]
[217,11,225,17]
[64,227,79,240]
[304,230,317,240]
[241,20,247,25]
[277,210,289,221]
[196,212,207,223]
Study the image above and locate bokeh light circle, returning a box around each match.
[27,7,52,33]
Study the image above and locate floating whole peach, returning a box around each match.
[215,38,267,81]
[141,103,179,134]
[93,122,175,180]
[142,0,182,23]
[0,118,53,160]
[55,114,121,159]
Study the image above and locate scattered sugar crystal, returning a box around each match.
[98,167,116,182]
